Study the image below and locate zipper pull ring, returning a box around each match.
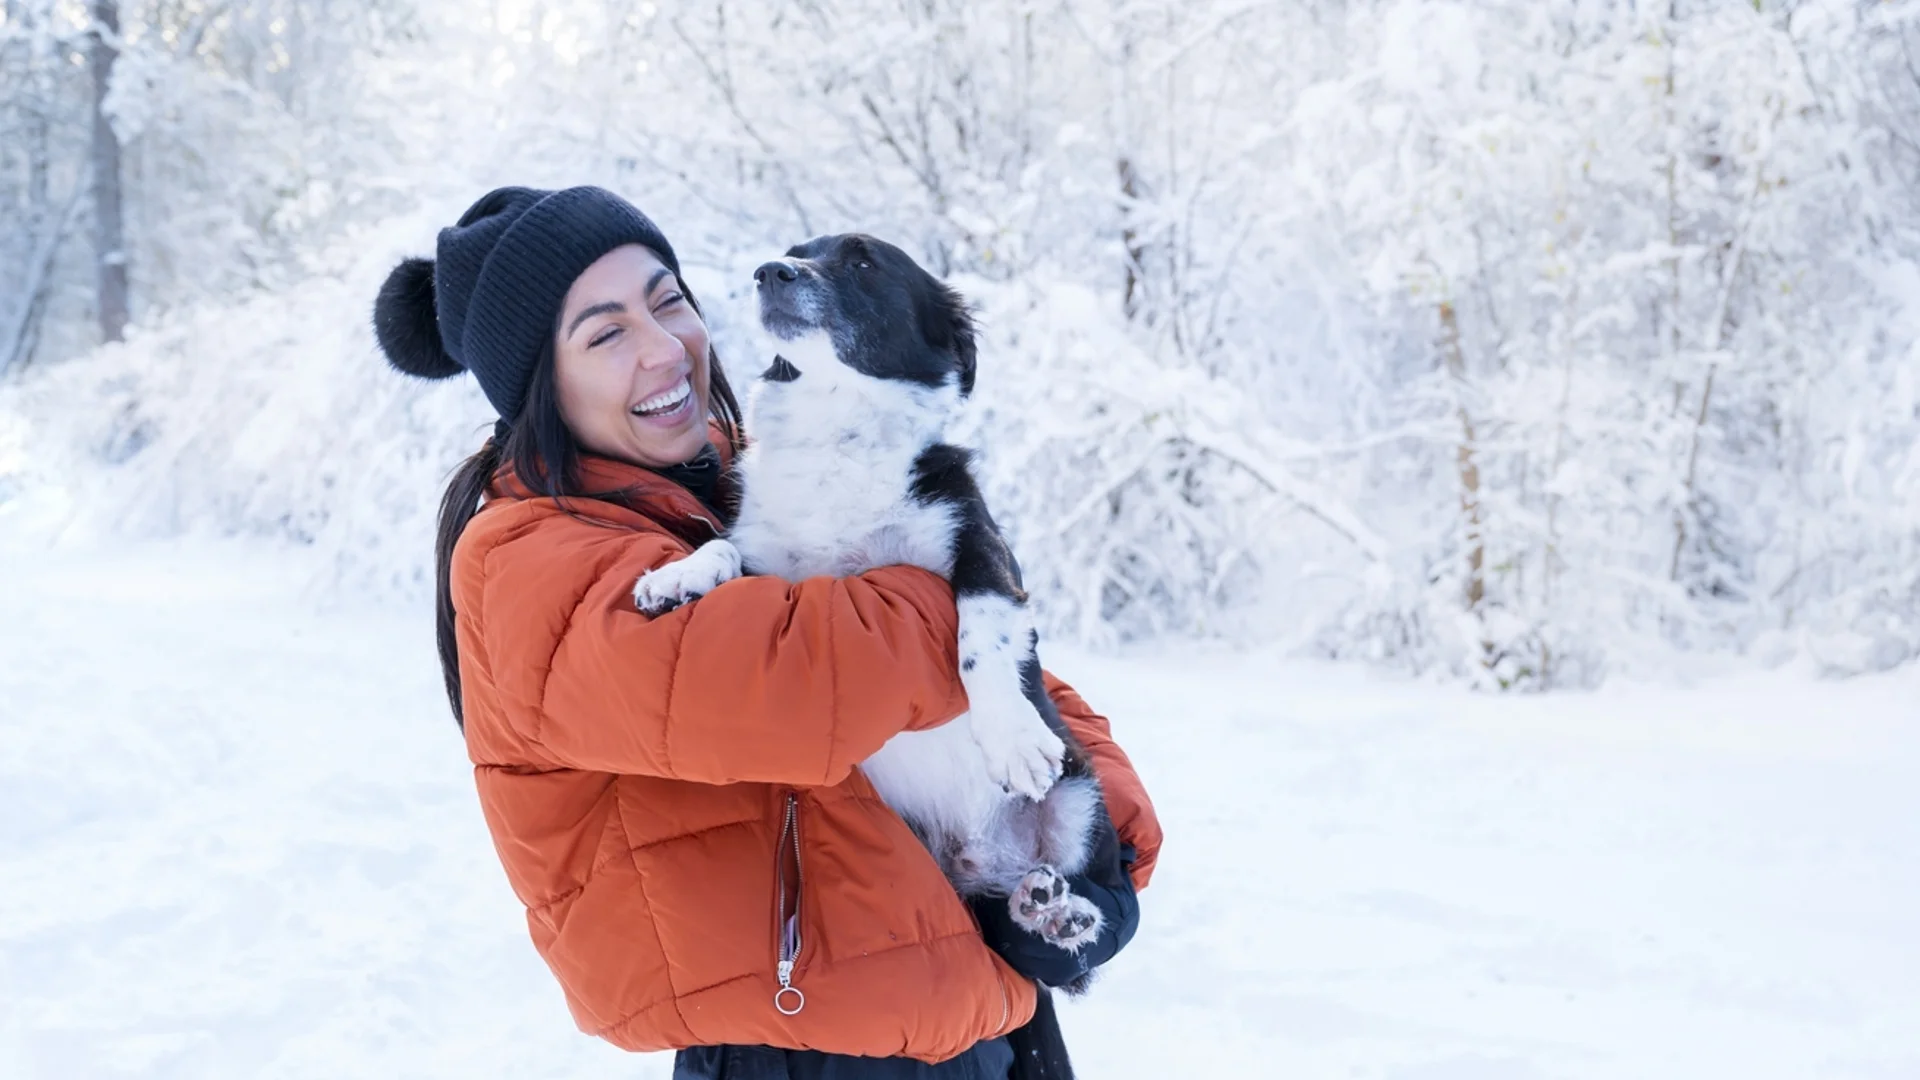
[775,960,805,1015]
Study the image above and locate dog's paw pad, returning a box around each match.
[1010,866,1070,932]
[1010,867,1104,952]
[1042,895,1104,953]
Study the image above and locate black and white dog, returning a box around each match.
[632,234,1117,964]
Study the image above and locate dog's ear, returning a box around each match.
[952,299,977,397]
[923,280,978,396]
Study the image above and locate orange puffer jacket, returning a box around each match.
[450,441,1162,1064]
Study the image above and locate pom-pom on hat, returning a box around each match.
[372,186,681,420]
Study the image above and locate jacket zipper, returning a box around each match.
[773,791,806,1015]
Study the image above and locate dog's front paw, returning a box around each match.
[1010,866,1104,954]
[632,539,743,615]
[968,700,1064,801]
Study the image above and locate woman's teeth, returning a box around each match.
[632,378,691,417]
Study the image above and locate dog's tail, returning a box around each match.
[1006,987,1075,1080]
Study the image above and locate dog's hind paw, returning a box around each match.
[1010,866,1104,954]
[633,539,743,616]
[1042,894,1104,953]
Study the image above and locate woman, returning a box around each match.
[372,186,1162,1077]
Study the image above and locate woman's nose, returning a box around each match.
[633,321,689,369]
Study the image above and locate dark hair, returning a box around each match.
[432,283,744,727]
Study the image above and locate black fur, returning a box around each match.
[762,354,801,383]
[372,257,463,380]
[909,444,1026,603]
[755,234,976,393]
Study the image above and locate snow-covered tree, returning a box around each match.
[3,0,1915,686]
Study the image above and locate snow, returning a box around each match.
[4,538,1916,1078]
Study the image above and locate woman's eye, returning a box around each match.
[655,291,685,311]
[589,327,621,348]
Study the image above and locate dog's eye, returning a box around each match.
[855,260,872,270]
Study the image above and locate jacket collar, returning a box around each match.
[486,421,736,544]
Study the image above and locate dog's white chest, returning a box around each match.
[729,365,958,581]
[733,450,955,580]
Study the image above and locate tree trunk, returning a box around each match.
[90,0,129,344]
[1439,301,1485,615]
[3,171,92,378]
[1662,1,1688,580]
[1118,155,1144,320]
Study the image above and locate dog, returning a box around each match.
[630,234,1120,982]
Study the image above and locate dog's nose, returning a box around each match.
[754,260,799,286]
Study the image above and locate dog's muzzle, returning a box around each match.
[755,259,821,340]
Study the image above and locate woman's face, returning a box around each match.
[553,244,713,468]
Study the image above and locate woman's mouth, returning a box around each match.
[631,377,694,423]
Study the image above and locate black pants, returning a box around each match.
[672,1038,1013,1080]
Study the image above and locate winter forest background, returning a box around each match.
[4,0,1920,690]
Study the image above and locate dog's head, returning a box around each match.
[753,234,977,396]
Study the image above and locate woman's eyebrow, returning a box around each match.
[566,301,625,339]
[565,271,678,339]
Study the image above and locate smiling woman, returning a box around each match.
[366,186,1162,1080]
[369,186,748,723]
[554,246,715,469]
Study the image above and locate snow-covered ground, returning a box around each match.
[2,539,1916,1079]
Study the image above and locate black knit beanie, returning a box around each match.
[371,186,681,420]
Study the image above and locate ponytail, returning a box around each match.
[434,419,510,728]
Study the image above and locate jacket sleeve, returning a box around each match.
[460,505,971,786]
[1046,673,1163,891]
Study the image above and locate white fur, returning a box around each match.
[729,332,961,581]
[954,594,1064,801]
[935,775,1103,895]
[1031,775,1102,876]
[860,718,1005,841]
[632,538,743,615]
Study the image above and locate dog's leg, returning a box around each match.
[1009,865,1105,953]
[915,445,1065,801]
[632,538,743,615]
[956,593,1064,800]
[1034,776,1103,877]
